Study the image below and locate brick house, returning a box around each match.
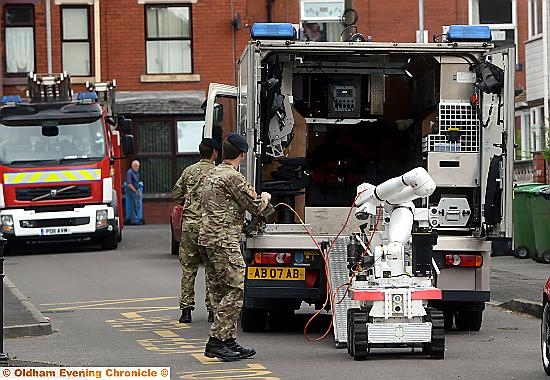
[0,0,529,222]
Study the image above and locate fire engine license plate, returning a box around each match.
[41,227,71,235]
[247,267,305,281]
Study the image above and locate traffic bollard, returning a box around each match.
[0,235,7,364]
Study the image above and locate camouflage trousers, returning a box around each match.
[179,230,215,311]
[205,244,245,341]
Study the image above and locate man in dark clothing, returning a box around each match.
[126,160,141,225]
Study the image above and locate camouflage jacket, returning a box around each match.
[198,162,268,248]
[172,159,215,232]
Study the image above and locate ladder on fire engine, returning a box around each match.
[327,237,359,348]
[27,72,72,103]
[86,80,116,115]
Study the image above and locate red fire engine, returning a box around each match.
[0,73,133,251]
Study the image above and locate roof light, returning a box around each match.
[251,23,296,40]
[77,91,98,103]
[447,25,492,43]
[1,95,21,105]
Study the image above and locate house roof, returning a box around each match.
[114,91,205,115]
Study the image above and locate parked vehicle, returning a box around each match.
[542,276,550,375]
[170,204,183,255]
[202,23,515,335]
[0,73,134,251]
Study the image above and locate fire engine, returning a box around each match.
[203,23,514,343]
[0,73,134,252]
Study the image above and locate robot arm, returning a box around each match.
[355,167,436,220]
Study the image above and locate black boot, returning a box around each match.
[207,310,214,323]
[225,338,256,358]
[204,337,241,361]
[179,308,192,323]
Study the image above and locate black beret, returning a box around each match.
[226,133,249,152]
[201,138,220,150]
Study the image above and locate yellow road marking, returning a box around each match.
[178,364,279,379]
[44,299,176,312]
[191,354,220,364]
[154,330,179,338]
[121,312,146,320]
[40,296,176,306]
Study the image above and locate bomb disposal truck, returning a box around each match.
[0,73,134,251]
[203,24,514,337]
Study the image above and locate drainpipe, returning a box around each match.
[46,0,52,73]
[418,0,424,43]
[543,0,549,148]
[267,0,274,22]
[94,0,101,81]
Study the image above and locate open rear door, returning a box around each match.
[479,47,515,240]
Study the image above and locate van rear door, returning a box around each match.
[479,47,515,239]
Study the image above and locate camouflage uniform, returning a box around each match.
[198,162,269,341]
[172,159,216,312]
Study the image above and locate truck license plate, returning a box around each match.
[247,267,305,281]
[41,227,71,235]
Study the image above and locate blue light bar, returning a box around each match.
[447,25,492,43]
[77,91,98,102]
[0,95,21,105]
[251,23,296,40]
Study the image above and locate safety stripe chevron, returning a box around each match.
[4,169,101,185]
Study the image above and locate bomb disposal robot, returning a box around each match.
[346,167,445,360]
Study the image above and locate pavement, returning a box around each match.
[3,276,52,339]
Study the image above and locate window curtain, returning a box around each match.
[6,28,34,73]
[147,7,191,73]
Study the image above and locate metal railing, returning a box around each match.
[514,160,535,183]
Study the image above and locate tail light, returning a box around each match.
[444,254,483,268]
[254,252,292,265]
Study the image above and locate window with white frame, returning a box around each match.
[528,0,543,38]
[4,5,35,74]
[176,120,202,154]
[530,106,544,152]
[62,6,91,76]
[146,5,192,74]
[300,0,345,42]
[469,0,516,48]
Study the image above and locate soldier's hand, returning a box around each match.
[261,192,271,201]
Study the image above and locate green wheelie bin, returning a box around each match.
[530,185,550,263]
[512,183,541,259]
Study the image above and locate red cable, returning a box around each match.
[275,188,371,342]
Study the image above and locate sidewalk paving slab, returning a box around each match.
[3,276,52,339]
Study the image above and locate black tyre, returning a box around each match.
[171,228,179,256]
[268,309,295,331]
[240,307,268,332]
[352,311,369,360]
[100,232,118,250]
[347,308,360,355]
[542,251,550,264]
[514,246,529,259]
[541,303,550,375]
[426,307,445,359]
[455,310,483,331]
[443,310,454,330]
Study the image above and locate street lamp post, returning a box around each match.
[0,235,7,364]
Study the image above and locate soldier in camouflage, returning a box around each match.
[199,133,271,361]
[172,138,219,324]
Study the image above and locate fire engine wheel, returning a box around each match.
[351,311,369,360]
[455,310,483,332]
[100,232,118,251]
[424,308,445,359]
